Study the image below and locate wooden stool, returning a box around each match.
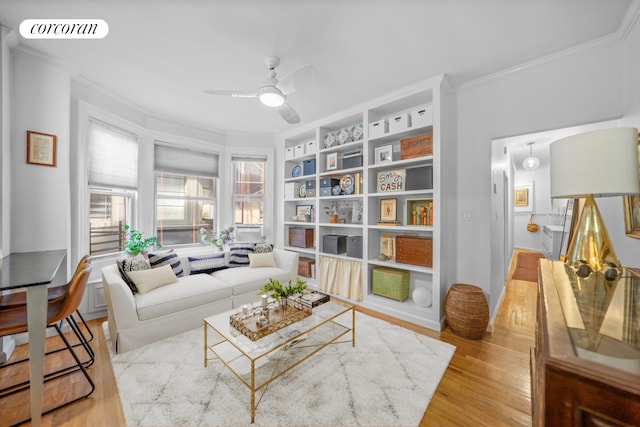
[444,284,489,340]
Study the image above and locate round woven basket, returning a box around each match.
[444,283,489,340]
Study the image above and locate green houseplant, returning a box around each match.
[123,225,158,256]
[257,277,307,304]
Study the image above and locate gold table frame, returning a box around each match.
[204,300,355,424]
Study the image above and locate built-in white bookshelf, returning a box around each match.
[278,75,453,330]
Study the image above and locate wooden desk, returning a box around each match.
[1,250,67,427]
[533,260,640,426]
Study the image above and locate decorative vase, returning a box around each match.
[330,214,338,223]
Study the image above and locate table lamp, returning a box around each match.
[550,127,639,279]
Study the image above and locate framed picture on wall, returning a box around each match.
[514,183,534,213]
[26,130,57,167]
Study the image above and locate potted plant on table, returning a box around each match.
[258,277,307,313]
[123,225,158,257]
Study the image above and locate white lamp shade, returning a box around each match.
[550,127,639,198]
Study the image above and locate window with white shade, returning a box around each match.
[155,143,218,246]
[87,118,138,256]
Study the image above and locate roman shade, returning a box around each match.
[155,142,219,178]
[88,119,138,189]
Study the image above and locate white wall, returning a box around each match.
[11,49,71,255]
[456,39,627,315]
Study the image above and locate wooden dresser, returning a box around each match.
[533,260,640,426]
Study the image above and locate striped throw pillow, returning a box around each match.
[188,253,227,275]
[148,249,184,277]
[228,243,254,267]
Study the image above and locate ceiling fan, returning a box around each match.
[204,57,317,124]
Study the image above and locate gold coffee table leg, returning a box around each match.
[251,360,255,423]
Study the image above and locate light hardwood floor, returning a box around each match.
[1,277,536,427]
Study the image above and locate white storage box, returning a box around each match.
[305,140,316,154]
[389,113,410,133]
[369,119,388,139]
[285,146,295,160]
[411,105,433,128]
[284,182,296,199]
[294,143,305,158]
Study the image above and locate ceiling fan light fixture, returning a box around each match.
[522,141,540,170]
[258,86,285,107]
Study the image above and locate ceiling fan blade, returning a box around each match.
[276,64,317,96]
[278,102,300,124]
[204,89,257,98]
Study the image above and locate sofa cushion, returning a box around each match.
[127,264,178,295]
[212,266,290,296]
[188,252,227,275]
[228,243,254,267]
[116,255,150,294]
[148,249,184,277]
[134,274,232,321]
[248,252,276,268]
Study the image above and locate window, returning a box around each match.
[155,143,219,246]
[233,157,265,225]
[87,119,138,256]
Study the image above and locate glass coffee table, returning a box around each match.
[203,299,355,423]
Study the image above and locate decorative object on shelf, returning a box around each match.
[375,145,393,164]
[406,198,432,226]
[298,183,307,198]
[350,123,364,141]
[324,203,338,223]
[444,283,489,340]
[123,225,158,256]
[623,194,640,239]
[337,127,350,145]
[26,130,57,167]
[326,152,338,170]
[340,174,354,192]
[389,113,410,133]
[377,169,405,192]
[550,127,639,279]
[526,213,538,232]
[412,287,432,307]
[302,158,316,175]
[343,183,354,195]
[346,235,363,258]
[371,266,410,302]
[522,141,540,170]
[291,164,302,178]
[323,234,347,254]
[377,253,388,261]
[396,235,432,267]
[288,227,314,248]
[380,233,395,261]
[410,105,433,128]
[343,150,363,169]
[296,205,313,222]
[332,184,342,196]
[379,198,398,223]
[319,178,340,196]
[323,131,336,148]
[406,165,433,191]
[369,119,388,139]
[400,133,433,160]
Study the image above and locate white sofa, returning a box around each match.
[102,248,299,353]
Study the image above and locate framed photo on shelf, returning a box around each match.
[379,198,397,222]
[375,145,393,164]
[26,130,57,167]
[623,194,640,239]
[380,233,395,260]
[326,152,338,170]
[296,204,313,221]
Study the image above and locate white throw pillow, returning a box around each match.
[126,264,178,295]
[248,252,277,268]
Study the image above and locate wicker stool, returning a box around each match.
[444,283,489,340]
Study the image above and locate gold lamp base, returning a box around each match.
[565,194,621,280]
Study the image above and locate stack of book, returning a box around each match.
[290,291,330,308]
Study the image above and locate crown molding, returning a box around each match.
[455,2,640,93]
[12,45,78,77]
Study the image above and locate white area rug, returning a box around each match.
[106,312,455,427]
